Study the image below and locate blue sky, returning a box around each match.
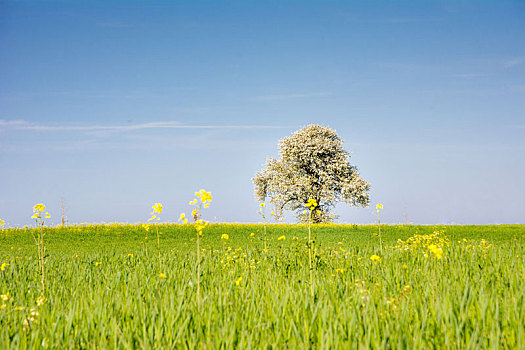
[0,1,524,226]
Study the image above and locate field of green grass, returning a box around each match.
[0,223,524,349]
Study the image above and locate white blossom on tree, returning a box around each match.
[253,124,370,223]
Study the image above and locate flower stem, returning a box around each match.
[308,211,313,298]
[263,216,267,251]
[39,222,45,295]
[377,213,383,254]
[155,224,161,272]
[196,230,201,312]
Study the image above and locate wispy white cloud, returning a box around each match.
[252,92,331,102]
[0,120,285,153]
[503,57,525,68]
[0,120,284,133]
[0,120,282,154]
[0,120,29,128]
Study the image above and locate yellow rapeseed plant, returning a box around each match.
[31,203,48,295]
[396,231,449,260]
[185,189,212,311]
[1,292,10,302]
[178,213,188,224]
[376,203,384,253]
[370,255,381,264]
[257,202,268,251]
[428,244,443,259]
[36,296,46,306]
[305,198,318,297]
[148,203,163,273]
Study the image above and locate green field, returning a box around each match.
[0,224,524,349]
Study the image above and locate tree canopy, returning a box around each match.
[253,124,370,223]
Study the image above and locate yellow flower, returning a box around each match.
[94,262,102,267]
[235,276,242,286]
[152,203,163,214]
[142,224,150,232]
[259,202,266,208]
[191,209,198,217]
[148,215,156,222]
[376,203,383,210]
[29,308,39,317]
[31,213,39,219]
[128,253,134,258]
[203,203,210,208]
[0,292,9,302]
[194,189,212,204]
[0,263,9,271]
[0,219,5,228]
[221,234,229,240]
[428,244,443,259]
[36,296,46,306]
[305,199,317,210]
[250,232,255,237]
[278,235,286,241]
[195,220,208,234]
[159,273,167,279]
[44,212,50,219]
[336,268,345,274]
[33,204,45,213]
[14,306,25,311]
[178,213,186,222]
[370,254,381,262]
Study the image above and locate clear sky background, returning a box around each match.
[1,1,524,226]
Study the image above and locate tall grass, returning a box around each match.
[0,224,523,348]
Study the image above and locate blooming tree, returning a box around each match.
[253,124,370,223]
